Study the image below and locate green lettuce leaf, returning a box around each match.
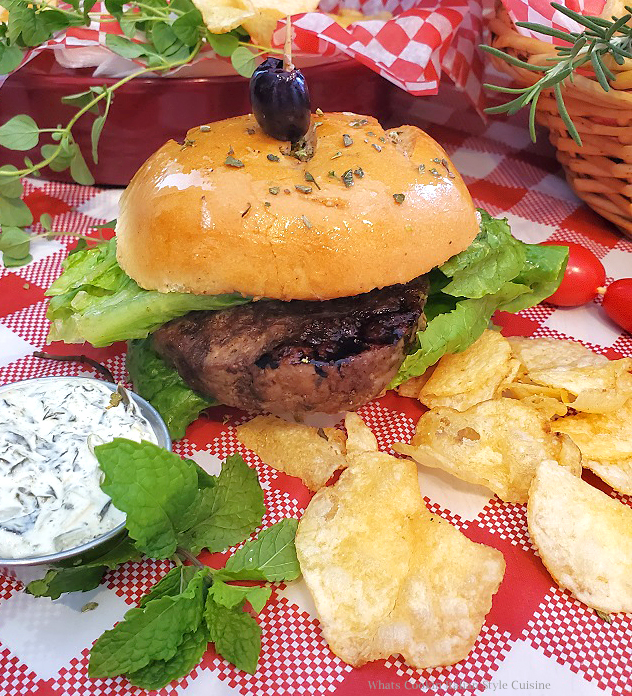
[45,239,250,347]
[440,212,527,299]
[126,338,216,440]
[391,211,568,387]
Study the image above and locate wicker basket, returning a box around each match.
[489,3,632,238]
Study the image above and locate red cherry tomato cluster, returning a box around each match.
[542,241,632,334]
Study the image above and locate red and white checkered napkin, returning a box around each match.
[500,0,608,43]
[9,0,485,106]
[0,84,632,696]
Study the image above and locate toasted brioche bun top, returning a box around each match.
[115,113,478,301]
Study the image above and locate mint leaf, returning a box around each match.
[178,454,265,555]
[209,581,271,615]
[139,566,200,608]
[205,597,261,674]
[127,624,209,690]
[89,568,208,677]
[215,519,300,583]
[126,338,216,440]
[0,114,39,150]
[26,566,106,600]
[94,438,200,558]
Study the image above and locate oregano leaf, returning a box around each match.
[0,114,40,151]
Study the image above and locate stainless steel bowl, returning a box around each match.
[0,376,171,572]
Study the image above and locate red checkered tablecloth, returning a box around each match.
[0,83,631,696]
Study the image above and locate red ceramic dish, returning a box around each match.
[1,52,405,186]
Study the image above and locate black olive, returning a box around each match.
[249,57,311,143]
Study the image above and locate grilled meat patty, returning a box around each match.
[152,276,429,415]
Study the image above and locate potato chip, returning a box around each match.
[242,0,318,45]
[193,0,256,33]
[396,368,435,399]
[296,414,505,669]
[393,398,582,503]
[417,330,521,412]
[507,337,607,371]
[552,398,632,461]
[502,381,572,403]
[328,9,393,28]
[527,460,632,613]
[344,411,379,455]
[235,415,346,491]
[585,458,632,495]
[507,393,568,420]
[507,337,632,414]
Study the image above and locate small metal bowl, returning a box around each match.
[0,376,171,575]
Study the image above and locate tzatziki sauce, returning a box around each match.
[0,378,158,559]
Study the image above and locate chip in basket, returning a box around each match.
[412,330,521,412]
[393,398,582,503]
[236,415,346,491]
[295,413,505,669]
[527,460,632,614]
[242,0,319,45]
[193,0,256,33]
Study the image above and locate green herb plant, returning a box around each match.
[26,438,301,690]
[0,0,279,266]
[482,2,632,144]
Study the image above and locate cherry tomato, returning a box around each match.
[602,279,632,334]
[542,241,606,307]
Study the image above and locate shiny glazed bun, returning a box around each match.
[115,113,479,301]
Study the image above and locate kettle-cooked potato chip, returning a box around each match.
[585,457,632,495]
[417,330,521,412]
[527,460,632,613]
[242,0,319,45]
[552,398,632,462]
[236,415,346,491]
[393,398,582,503]
[507,337,632,414]
[193,0,256,33]
[507,337,607,371]
[296,414,505,669]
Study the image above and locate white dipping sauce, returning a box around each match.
[0,379,158,559]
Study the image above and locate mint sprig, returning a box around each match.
[25,440,301,690]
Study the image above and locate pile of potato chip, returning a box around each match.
[396,330,632,498]
[394,330,632,614]
[235,331,632,669]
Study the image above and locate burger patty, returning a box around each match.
[151,276,429,415]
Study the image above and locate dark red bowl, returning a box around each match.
[1,52,405,186]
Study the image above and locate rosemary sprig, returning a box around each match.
[481,2,632,145]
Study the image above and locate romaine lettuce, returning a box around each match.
[45,239,250,347]
[390,211,568,387]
